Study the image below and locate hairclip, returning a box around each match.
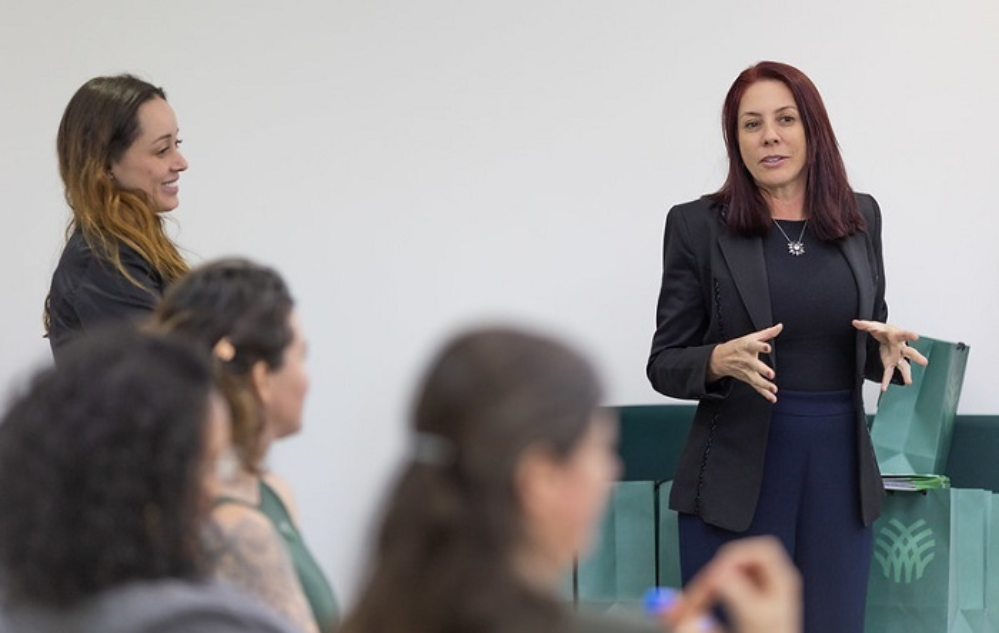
[212,337,236,362]
[410,432,456,467]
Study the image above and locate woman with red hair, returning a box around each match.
[647,61,926,633]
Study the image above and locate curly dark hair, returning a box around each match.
[0,327,216,607]
[341,327,603,633]
[150,257,294,473]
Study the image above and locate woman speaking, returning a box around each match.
[647,61,926,633]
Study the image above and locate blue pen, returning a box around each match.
[643,587,679,615]
[643,587,718,631]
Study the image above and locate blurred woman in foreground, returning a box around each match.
[0,328,298,633]
[341,327,801,633]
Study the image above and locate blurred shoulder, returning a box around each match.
[0,580,299,633]
[262,471,300,522]
[211,501,279,540]
[113,580,301,633]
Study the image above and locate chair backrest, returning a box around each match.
[947,415,999,493]
[613,404,999,493]
[610,404,696,481]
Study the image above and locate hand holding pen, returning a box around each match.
[646,537,801,633]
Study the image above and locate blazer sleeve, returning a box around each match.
[859,194,903,384]
[647,203,731,401]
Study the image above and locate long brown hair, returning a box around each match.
[712,61,865,240]
[341,327,603,633]
[56,74,189,286]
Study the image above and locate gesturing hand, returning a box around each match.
[851,320,929,392]
[707,323,783,403]
[662,537,802,633]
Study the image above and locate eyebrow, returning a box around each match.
[150,131,178,145]
[740,106,798,118]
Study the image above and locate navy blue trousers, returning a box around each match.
[678,390,873,633]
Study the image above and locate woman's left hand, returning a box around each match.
[852,320,929,392]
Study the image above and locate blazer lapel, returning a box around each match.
[718,232,774,332]
[839,231,875,320]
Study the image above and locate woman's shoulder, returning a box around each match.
[107,580,302,632]
[205,503,301,588]
[0,579,300,633]
[55,230,157,280]
[261,472,300,522]
[211,497,276,535]
[851,192,882,227]
[53,230,96,271]
[853,192,879,213]
[669,194,720,216]
[663,195,725,241]
[666,195,725,229]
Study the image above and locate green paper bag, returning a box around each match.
[577,481,657,615]
[987,496,999,633]
[656,481,682,590]
[870,337,970,475]
[865,487,991,633]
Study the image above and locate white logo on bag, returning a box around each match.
[874,518,936,583]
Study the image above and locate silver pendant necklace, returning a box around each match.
[773,219,808,256]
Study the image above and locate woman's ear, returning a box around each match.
[249,359,271,405]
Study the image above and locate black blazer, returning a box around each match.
[647,193,891,532]
[48,230,165,362]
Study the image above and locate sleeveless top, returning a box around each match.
[217,480,339,633]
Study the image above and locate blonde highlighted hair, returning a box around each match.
[56,75,189,287]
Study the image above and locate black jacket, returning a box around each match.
[47,230,164,362]
[647,194,891,531]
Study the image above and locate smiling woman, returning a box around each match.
[44,74,191,362]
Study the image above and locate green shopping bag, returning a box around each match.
[987,496,999,633]
[865,487,991,633]
[577,481,657,615]
[656,481,682,590]
[870,337,970,475]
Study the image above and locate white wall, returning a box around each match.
[2,0,997,604]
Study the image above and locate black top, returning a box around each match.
[764,220,858,391]
[47,230,165,362]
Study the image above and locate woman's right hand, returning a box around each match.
[664,536,802,633]
[707,324,783,403]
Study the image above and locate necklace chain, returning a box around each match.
[773,219,808,256]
